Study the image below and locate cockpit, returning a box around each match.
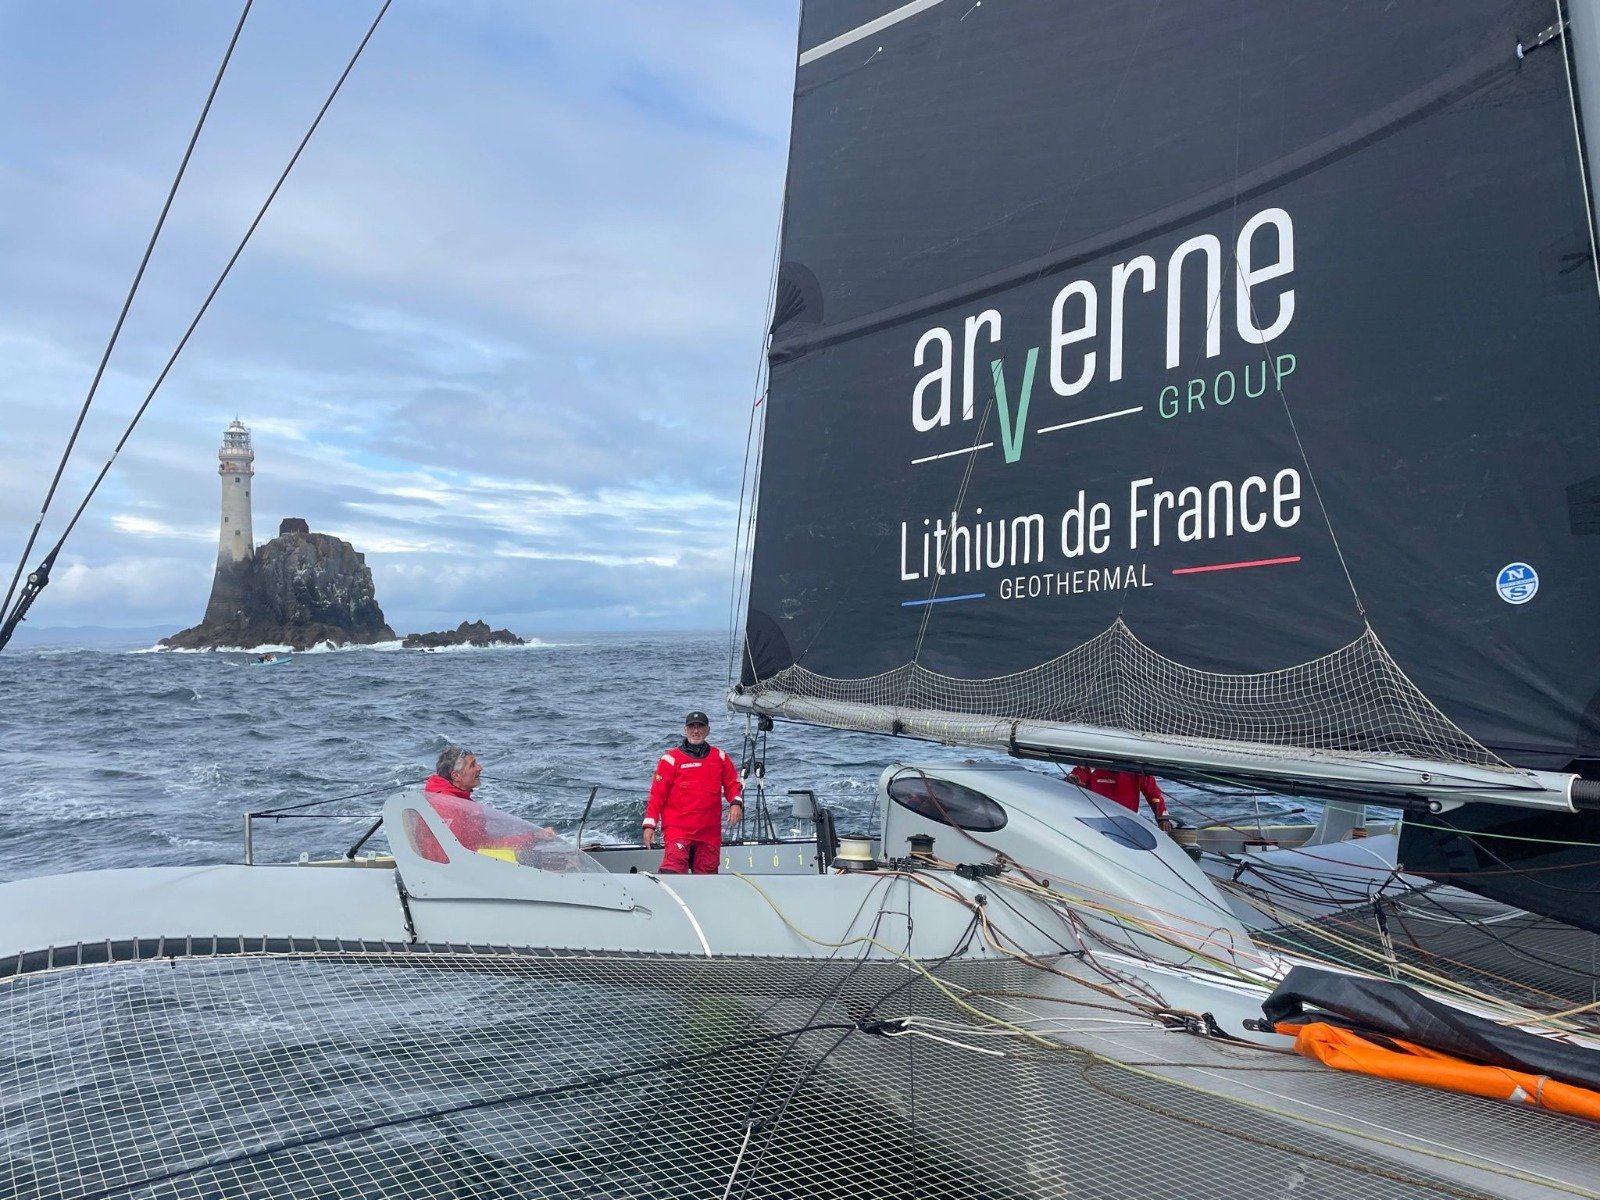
[399,792,607,873]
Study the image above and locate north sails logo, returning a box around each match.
[1497,562,1539,604]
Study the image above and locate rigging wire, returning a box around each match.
[726,199,785,688]
[249,776,427,818]
[719,875,923,1193]
[871,0,1167,690]
[999,850,1600,1050]
[1204,837,1600,1020]
[34,848,1596,1197]
[0,0,394,655]
[1198,0,1374,654]
[735,406,770,691]
[1394,890,1600,1022]
[904,362,999,681]
[744,859,1562,1197]
[758,838,1587,1196]
[727,384,767,687]
[1228,881,1599,1029]
[0,0,256,650]
[718,1118,762,1200]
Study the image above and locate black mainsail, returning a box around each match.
[735,0,1600,821]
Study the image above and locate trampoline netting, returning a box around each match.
[0,948,1533,1199]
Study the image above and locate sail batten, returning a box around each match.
[798,0,949,66]
[743,0,1600,790]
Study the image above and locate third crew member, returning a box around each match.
[1070,764,1175,832]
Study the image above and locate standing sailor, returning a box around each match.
[642,711,744,874]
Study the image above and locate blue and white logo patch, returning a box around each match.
[1496,562,1539,605]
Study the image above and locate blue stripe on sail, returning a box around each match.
[901,593,985,607]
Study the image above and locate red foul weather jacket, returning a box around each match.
[417,774,538,858]
[645,744,743,839]
[1069,766,1167,819]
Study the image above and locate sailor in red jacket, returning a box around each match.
[416,745,555,862]
[642,711,744,874]
[1070,765,1174,832]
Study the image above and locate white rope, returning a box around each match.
[648,875,713,956]
[719,1118,761,1200]
[882,1017,1009,1057]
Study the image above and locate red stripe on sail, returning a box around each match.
[1172,555,1302,575]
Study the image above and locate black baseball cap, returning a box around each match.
[684,711,710,726]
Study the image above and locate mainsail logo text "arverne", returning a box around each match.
[908,207,1296,461]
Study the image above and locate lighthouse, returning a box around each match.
[162,419,398,649]
[217,419,255,563]
[196,419,257,632]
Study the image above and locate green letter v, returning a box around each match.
[991,348,1038,464]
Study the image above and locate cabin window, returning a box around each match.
[1077,815,1158,852]
[887,775,1007,832]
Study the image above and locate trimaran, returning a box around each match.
[6,3,1600,1198]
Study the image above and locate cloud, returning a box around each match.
[110,514,213,542]
[0,1,795,635]
[44,557,215,625]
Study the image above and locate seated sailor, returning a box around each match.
[420,744,557,862]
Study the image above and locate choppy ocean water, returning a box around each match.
[0,632,980,884]
[0,631,1279,885]
[0,631,1310,1199]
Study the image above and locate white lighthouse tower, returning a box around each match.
[217,419,255,563]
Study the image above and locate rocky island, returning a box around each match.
[402,620,526,650]
[163,518,395,651]
[163,422,520,653]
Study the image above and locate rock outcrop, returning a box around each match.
[402,620,525,650]
[162,524,395,651]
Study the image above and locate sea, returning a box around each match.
[0,632,1303,1199]
[0,631,1282,885]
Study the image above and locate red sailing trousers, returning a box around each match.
[658,834,721,875]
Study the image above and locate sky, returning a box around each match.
[0,0,796,637]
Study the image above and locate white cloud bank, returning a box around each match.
[0,1,793,636]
